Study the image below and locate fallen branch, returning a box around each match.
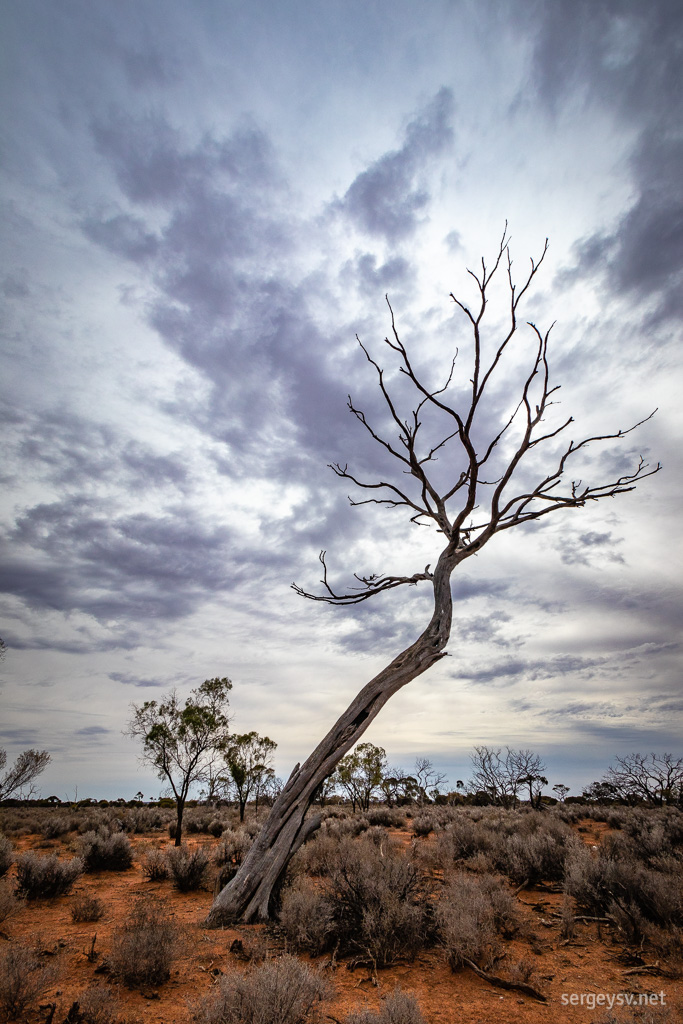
[464,958,547,1002]
[623,964,677,979]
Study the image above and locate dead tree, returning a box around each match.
[206,228,659,924]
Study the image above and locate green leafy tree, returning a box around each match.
[223,732,277,822]
[127,677,232,845]
[334,742,387,812]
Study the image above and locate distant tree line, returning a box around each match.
[3,669,681,828]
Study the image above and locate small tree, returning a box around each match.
[223,732,277,822]
[334,742,388,812]
[552,783,570,802]
[379,766,418,807]
[414,756,448,806]
[582,780,618,803]
[0,748,51,801]
[127,677,232,845]
[208,230,659,924]
[603,752,683,806]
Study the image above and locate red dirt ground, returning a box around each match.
[2,820,681,1023]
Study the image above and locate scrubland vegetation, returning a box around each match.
[0,795,681,1022]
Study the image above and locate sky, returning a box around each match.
[1,0,681,802]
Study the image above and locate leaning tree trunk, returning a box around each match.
[206,541,460,925]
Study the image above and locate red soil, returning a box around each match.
[1,821,680,1023]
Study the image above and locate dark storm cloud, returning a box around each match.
[108,672,166,688]
[558,530,625,567]
[453,652,604,687]
[8,408,188,492]
[81,210,159,262]
[92,111,279,204]
[5,632,141,654]
[345,252,414,298]
[529,1,683,320]
[332,87,454,241]
[0,495,278,627]
[84,99,453,487]
[459,611,520,649]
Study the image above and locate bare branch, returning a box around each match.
[292,550,434,605]
[292,234,660,601]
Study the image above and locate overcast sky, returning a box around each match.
[1,0,681,802]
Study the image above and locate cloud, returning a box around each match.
[108,672,167,688]
[1,496,254,626]
[74,725,111,737]
[81,210,159,262]
[558,530,625,567]
[530,1,683,320]
[453,652,605,687]
[331,88,454,241]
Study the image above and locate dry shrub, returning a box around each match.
[344,989,426,1024]
[214,829,253,869]
[15,851,83,899]
[499,815,579,883]
[79,830,134,872]
[140,847,169,881]
[71,892,105,922]
[167,844,210,891]
[564,844,683,952]
[436,872,518,971]
[191,954,330,1024]
[366,807,406,829]
[0,942,60,1020]
[0,835,13,878]
[324,835,429,966]
[0,879,18,925]
[109,899,181,986]
[39,815,70,839]
[278,878,335,954]
[411,812,435,837]
[75,984,122,1024]
[289,832,340,878]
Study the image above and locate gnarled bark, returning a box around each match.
[206,542,459,925]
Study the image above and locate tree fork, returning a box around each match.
[205,542,459,925]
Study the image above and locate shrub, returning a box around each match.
[71,892,105,922]
[0,879,17,925]
[0,942,60,1020]
[411,812,436,837]
[0,835,13,877]
[140,847,170,881]
[109,900,181,987]
[564,846,683,936]
[213,829,253,869]
[75,984,122,1024]
[366,807,405,829]
[279,878,335,954]
[40,815,70,839]
[289,831,341,879]
[435,872,518,971]
[166,844,210,891]
[14,852,83,899]
[191,954,330,1024]
[79,830,134,872]
[345,989,426,1024]
[323,835,429,966]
